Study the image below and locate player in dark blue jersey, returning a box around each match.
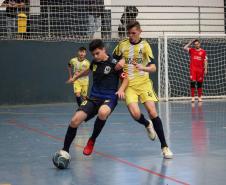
[58,39,128,156]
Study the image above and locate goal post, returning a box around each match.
[159,33,226,101]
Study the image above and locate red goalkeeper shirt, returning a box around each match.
[189,48,207,71]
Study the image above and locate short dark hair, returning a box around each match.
[78,47,87,51]
[89,39,105,52]
[193,39,200,43]
[126,21,141,31]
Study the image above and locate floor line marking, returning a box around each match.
[6,120,190,185]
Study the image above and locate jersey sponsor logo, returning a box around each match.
[199,51,203,55]
[193,56,202,61]
[126,58,143,64]
[104,66,111,74]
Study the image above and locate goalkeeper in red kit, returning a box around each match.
[184,39,208,102]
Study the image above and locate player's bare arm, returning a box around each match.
[12,2,25,8]
[17,2,25,8]
[1,1,12,7]
[135,63,156,73]
[204,59,208,75]
[116,77,129,99]
[5,1,25,8]
[74,68,90,80]
[66,69,90,84]
[67,64,73,79]
[115,58,125,71]
[73,68,89,80]
[184,39,196,52]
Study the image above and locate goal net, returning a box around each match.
[0,0,113,40]
[159,34,226,101]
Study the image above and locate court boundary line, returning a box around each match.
[6,119,190,185]
[1,99,226,109]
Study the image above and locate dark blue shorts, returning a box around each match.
[77,97,118,122]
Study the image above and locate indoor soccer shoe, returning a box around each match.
[83,139,95,156]
[162,147,173,159]
[146,120,157,141]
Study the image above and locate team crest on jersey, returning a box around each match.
[138,49,143,59]
[104,66,111,74]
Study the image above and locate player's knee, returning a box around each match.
[197,82,203,88]
[75,92,81,97]
[147,110,158,119]
[70,115,81,128]
[98,109,110,120]
[190,81,196,88]
[131,111,141,120]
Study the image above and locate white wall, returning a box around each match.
[110,0,224,6]
[0,0,224,37]
[109,0,225,38]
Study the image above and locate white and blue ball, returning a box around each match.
[52,150,71,169]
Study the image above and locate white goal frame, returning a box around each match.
[159,33,226,101]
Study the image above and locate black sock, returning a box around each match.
[135,114,150,127]
[90,117,106,141]
[152,117,168,148]
[63,126,77,152]
[76,96,82,106]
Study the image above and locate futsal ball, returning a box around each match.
[52,150,71,169]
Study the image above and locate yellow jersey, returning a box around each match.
[69,57,90,84]
[113,38,154,86]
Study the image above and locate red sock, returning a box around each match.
[191,88,195,97]
[198,88,202,97]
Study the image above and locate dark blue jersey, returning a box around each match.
[89,55,122,100]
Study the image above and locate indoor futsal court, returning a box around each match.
[0,101,226,185]
[1,0,226,185]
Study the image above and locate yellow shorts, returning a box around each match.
[125,81,158,105]
[73,81,88,97]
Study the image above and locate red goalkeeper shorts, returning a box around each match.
[190,69,204,82]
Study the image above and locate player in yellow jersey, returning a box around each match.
[113,21,173,159]
[68,47,90,106]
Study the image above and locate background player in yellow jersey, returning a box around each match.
[68,47,90,106]
[113,21,173,159]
